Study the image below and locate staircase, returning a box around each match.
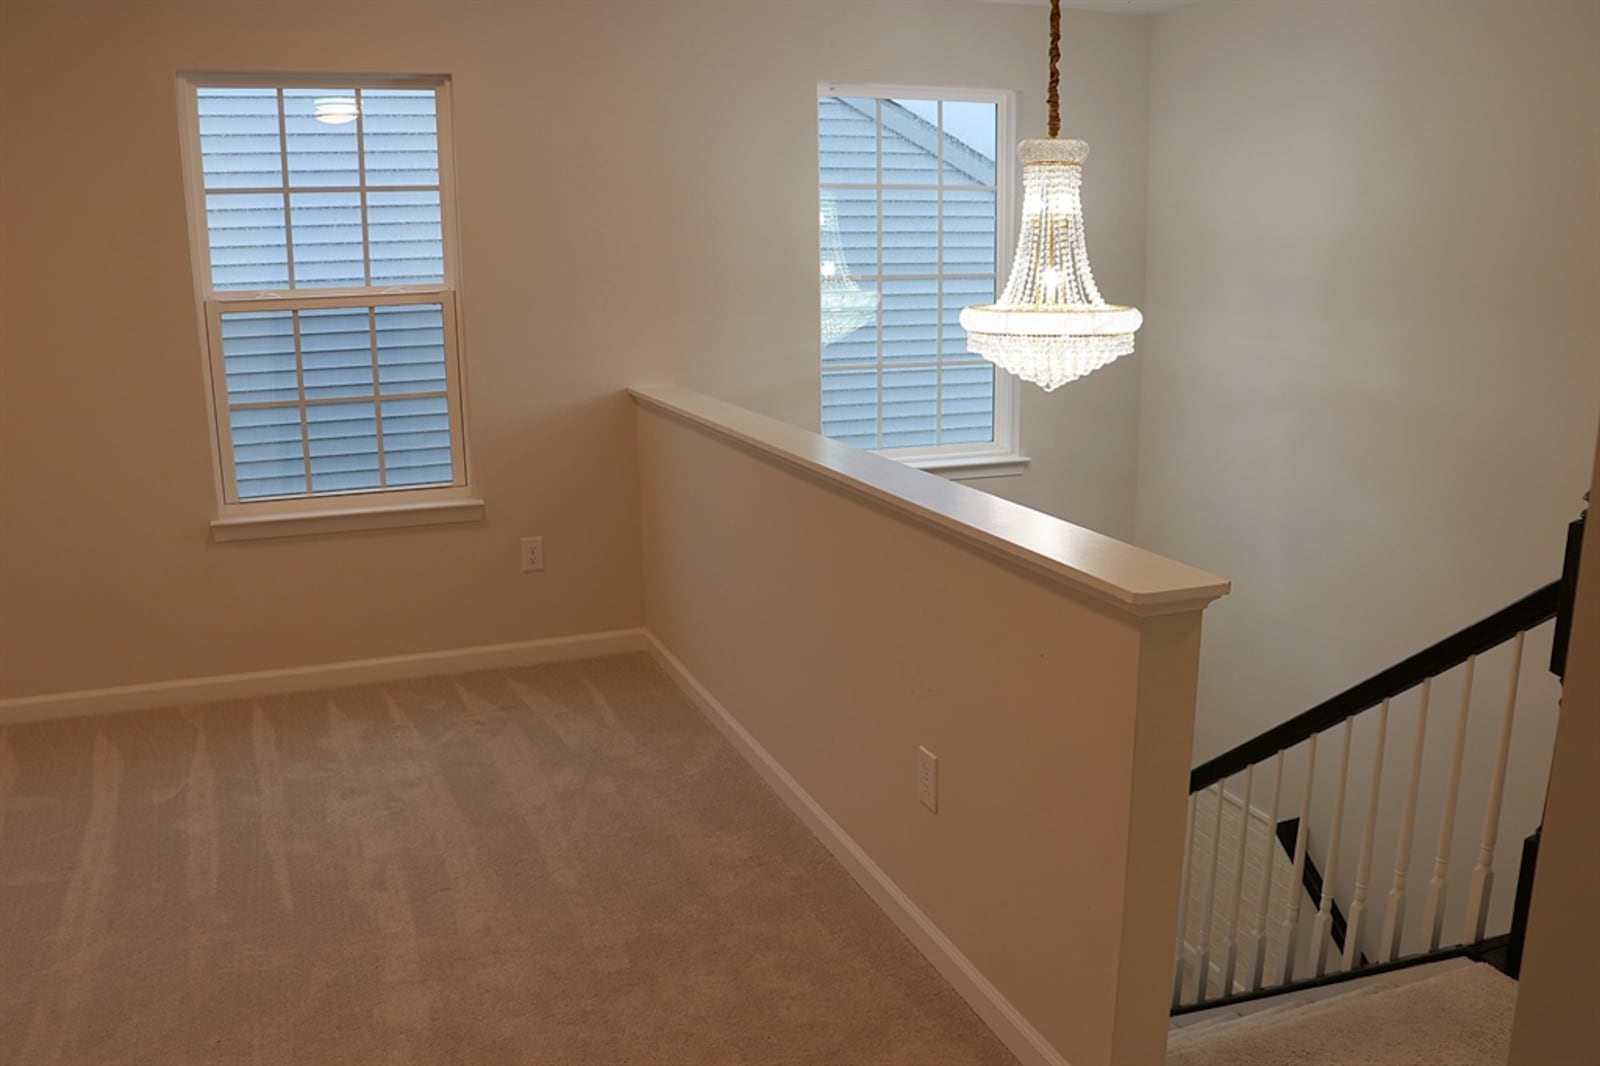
[1167,509,1586,1049]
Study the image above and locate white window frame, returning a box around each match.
[176,72,480,539]
[818,82,1025,480]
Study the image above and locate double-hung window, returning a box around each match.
[818,85,1020,473]
[178,74,472,529]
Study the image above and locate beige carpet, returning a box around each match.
[0,654,1016,1065]
[1166,962,1517,1066]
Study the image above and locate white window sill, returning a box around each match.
[902,453,1031,481]
[211,497,486,542]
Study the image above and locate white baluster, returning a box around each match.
[1277,734,1317,985]
[1247,751,1284,992]
[1196,781,1228,998]
[1343,698,1389,970]
[1423,656,1476,950]
[1193,782,1227,1002]
[1220,765,1255,996]
[1380,678,1432,962]
[1173,791,1197,1008]
[1311,718,1354,976]
[1462,632,1526,943]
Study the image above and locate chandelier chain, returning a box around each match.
[1048,0,1061,138]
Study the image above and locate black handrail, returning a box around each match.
[1550,510,1587,680]
[1190,581,1562,794]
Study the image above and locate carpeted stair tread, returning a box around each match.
[1166,962,1515,1066]
[1164,960,1427,1037]
[1168,959,1475,1045]
[1170,977,1394,1046]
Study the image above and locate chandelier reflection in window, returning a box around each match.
[819,192,879,344]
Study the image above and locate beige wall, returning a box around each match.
[1510,429,1600,1065]
[1137,0,1599,764]
[1136,0,1599,966]
[634,392,1219,1066]
[0,1,1152,699]
[1131,0,1598,965]
[1135,0,1598,900]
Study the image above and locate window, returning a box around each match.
[818,86,1020,472]
[178,75,472,527]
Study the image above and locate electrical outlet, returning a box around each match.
[520,536,544,573]
[918,746,938,813]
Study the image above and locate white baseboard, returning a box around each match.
[641,632,1070,1066]
[0,628,650,725]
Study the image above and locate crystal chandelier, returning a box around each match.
[960,0,1141,391]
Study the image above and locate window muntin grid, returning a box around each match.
[214,298,455,499]
[819,91,1007,454]
[181,75,468,508]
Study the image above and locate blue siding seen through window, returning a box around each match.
[197,87,443,291]
[819,95,999,451]
[194,79,460,504]
[219,304,454,500]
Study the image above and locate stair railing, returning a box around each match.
[1170,578,1567,1013]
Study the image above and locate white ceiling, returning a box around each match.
[985,0,1201,14]
[1067,0,1198,11]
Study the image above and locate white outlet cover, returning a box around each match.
[521,536,544,572]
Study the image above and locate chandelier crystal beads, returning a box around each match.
[960,0,1141,392]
